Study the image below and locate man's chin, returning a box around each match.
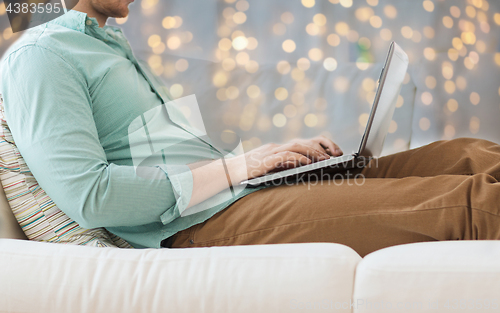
[114,8,129,19]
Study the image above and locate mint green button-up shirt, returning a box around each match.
[0,10,264,248]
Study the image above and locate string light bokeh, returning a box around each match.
[0,0,499,155]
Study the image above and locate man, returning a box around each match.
[1,0,500,257]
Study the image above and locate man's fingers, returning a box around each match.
[313,143,329,155]
[317,137,343,156]
[275,142,330,161]
[271,151,312,168]
[275,161,300,170]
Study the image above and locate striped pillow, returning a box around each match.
[0,95,132,248]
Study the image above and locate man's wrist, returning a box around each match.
[224,155,248,185]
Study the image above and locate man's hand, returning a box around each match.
[228,136,343,182]
[188,136,342,208]
[288,135,343,157]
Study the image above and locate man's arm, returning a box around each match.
[1,45,190,228]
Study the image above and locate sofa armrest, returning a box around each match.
[0,239,360,313]
[353,241,500,313]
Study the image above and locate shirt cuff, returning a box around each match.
[157,164,193,225]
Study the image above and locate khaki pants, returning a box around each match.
[170,138,500,257]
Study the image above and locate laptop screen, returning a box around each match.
[357,42,409,158]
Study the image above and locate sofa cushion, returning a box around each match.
[0,240,361,313]
[0,95,132,248]
[353,241,500,313]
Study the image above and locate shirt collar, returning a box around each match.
[49,9,120,34]
[48,9,89,33]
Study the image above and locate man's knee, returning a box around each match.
[448,137,495,148]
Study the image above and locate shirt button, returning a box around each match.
[86,20,93,26]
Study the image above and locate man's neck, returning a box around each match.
[72,3,108,27]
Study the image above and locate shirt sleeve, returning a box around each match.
[0,45,193,229]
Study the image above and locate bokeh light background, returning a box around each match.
[1,0,499,156]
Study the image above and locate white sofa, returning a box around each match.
[2,1,500,312]
[2,238,500,313]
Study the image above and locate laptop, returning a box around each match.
[243,41,409,186]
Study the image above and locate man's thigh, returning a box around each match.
[362,138,500,179]
[171,173,500,256]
